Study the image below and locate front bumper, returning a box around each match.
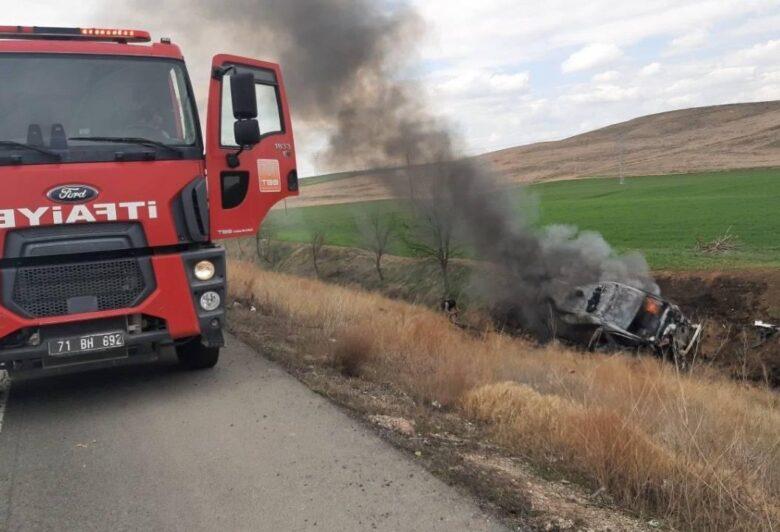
[0,317,172,372]
[0,246,227,371]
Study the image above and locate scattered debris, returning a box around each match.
[551,281,702,360]
[543,517,575,531]
[439,298,459,324]
[368,415,416,437]
[752,319,779,347]
[695,227,739,254]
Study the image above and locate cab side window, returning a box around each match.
[220,68,283,146]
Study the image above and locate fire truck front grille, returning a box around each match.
[12,259,150,318]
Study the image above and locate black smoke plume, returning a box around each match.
[103,0,656,333]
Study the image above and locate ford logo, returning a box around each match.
[46,184,99,203]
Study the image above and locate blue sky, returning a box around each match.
[6,0,780,174]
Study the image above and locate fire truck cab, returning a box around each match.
[0,26,298,373]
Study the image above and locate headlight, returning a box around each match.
[194,260,216,281]
[199,291,221,311]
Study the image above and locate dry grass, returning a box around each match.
[229,261,780,530]
[332,332,374,377]
[696,227,740,254]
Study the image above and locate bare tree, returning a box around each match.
[256,225,281,268]
[403,197,460,295]
[360,211,396,281]
[310,231,326,278]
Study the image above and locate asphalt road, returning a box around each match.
[0,334,505,532]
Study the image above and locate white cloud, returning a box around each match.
[640,62,661,76]
[664,77,697,95]
[562,43,623,73]
[666,94,697,107]
[729,13,780,39]
[437,72,479,95]
[488,72,531,92]
[592,70,620,82]
[762,69,780,83]
[668,29,708,53]
[753,84,780,101]
[437,69,530,97]
[564,84,640,103]
[728,39,780,65]
[707,66,756,84]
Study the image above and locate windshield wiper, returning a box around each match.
[68,136,183,157]
[0,141,61,161]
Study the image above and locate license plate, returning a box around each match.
[48,331,126,357]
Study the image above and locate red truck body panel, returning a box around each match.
[0,160,202,255]
[0,38,184,59]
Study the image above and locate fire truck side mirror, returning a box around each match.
[234,119,260,146]
[226,73,261,168]
[230,73,258,119]
[226,118,260,168]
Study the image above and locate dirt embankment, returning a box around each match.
[656,270,780,384]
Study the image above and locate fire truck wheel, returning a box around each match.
[176,338,220,370]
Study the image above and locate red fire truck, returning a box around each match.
[0,26,298,373]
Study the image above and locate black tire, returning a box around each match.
[176,338,220,370]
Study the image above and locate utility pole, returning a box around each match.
[618,133,625,185]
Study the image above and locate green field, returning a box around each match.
[266,169,780,270]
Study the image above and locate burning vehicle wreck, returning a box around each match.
[549,282,702,358]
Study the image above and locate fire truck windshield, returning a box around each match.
[0,54,200,164]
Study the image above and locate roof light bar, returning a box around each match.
[0,26,151,43]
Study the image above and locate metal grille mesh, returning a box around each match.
[13,259,146,318]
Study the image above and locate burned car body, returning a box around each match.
[551,282,701,358]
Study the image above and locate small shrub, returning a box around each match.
[332,330,373,377]
[695,227,739,254]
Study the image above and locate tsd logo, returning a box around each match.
[47,185,99,203]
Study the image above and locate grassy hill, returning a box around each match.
[265,168,780,270]
[293,101,780,207]
[487,100,780,183]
